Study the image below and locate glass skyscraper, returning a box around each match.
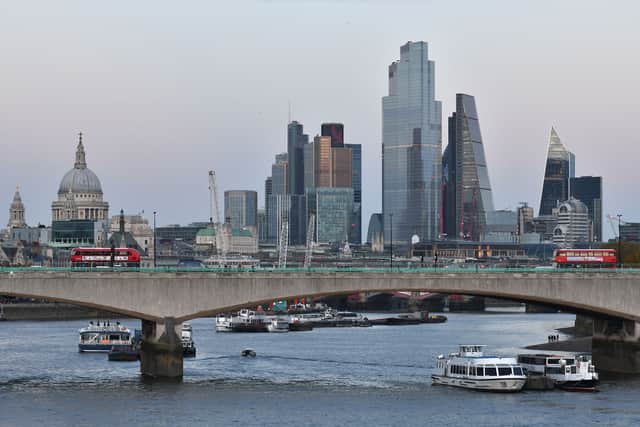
[382,41,442,245]
[224,190,257,229]
[442,94,494,241]
[346,143,362,244]
[570,176,602,242]
[287,121,309,245]
[539,127,575,216]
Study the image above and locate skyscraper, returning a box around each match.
[266,153,289,243]
[442,94,494,241]
[321,122,344,147]
[570,176,602,242]
[224,190,258,229]
[382,41,442,245]
[539,127,575,216]
[287,121,309,245]
[346,143,362,244]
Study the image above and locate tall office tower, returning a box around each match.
[311,135,332,187]
[447,94,494,241]
[321,123,344,147]
[287,121,309,245]
[570,176,603,242]
[441,116,457,239]
[346,143,362,244]
[539,127,575,216]
[382,41,442,245]
[331,146,352,188]
[266,153,289,242]
[224,190,258,229]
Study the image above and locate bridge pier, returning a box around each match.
[593,318,640,373]
[140,318,183,379]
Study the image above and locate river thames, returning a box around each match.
[1,312,639,426]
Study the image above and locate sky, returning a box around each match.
[1,0,639,241]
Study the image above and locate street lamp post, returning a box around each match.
[617,214,622,268]
[153,211,157,268]
[389,213,393,269]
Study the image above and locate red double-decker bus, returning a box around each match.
[70,247,141,268]
[553,249,617,268]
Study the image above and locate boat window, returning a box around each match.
[476,366,484,376]
[498,367,512,376]
[470,366,476,376]
[513,367,523,376]
[548,358,560,365]
[564,359,575,365]
[485,367,497,376]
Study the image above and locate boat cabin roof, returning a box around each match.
[458,345,485,356]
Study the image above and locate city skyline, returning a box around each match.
[2,1,639,240]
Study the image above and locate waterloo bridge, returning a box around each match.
[1,267,639,379]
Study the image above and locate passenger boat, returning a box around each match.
[517,353,599,391]
[288,320,313,332]
[215,310,269,332]
[181,323,196,357]
[267,317,289,333]
[78,321,131,352]
[432,345,527,392]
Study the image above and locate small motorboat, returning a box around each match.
[108,344,139,362]
[241,348,257,357]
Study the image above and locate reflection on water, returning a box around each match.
[1,313,640,427]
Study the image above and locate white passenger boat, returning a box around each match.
[267,317,289,333]
[78,321,131,352]
[517,353,599,391]
[215,314,234,332]
[432,345,527,392]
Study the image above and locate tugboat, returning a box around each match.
[79,321,131,352]
[432,345,527,392]
[181,323,196,357]
[517,353,599,391]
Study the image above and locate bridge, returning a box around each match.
[1,267,640,378]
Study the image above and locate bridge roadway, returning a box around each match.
[1,268,640,378]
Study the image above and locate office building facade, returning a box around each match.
[307,187,353,245]
[442,94,494,241]
[287,121,309,245]
[224,190,258,229]
[382,41,442,245]
[346,143,362,244]
[321,122,344,147]
[539,127,575,216]
[570,176,602,242]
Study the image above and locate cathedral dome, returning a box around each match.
[57,134,103,195]
[58,168,103,194]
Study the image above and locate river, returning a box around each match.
[1,312,639,426]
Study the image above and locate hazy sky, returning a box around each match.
[2,0,639,240]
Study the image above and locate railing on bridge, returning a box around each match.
[2,266,640,274]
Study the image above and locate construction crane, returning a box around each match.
[304,214,315,268]
[208,170,228,261]
[278,218,289,268]
[606,214,628,239]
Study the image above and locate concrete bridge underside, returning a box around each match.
[1,271,639,378]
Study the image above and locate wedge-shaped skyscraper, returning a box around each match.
[539,128,575,216]
[442,94,494,241]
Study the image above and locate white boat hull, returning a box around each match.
[432,375,526,392]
